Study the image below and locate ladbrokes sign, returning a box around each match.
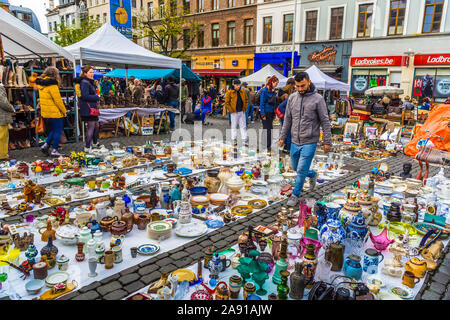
[414,54,450,65]
[350,56,403,67]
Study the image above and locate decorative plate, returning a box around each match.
[163,218,178,226]
[209,193,229,203]
[241,194,256,201]
[252,180,268,186]
[366,277,385,288]
[147,221,172,232]
[190,195,209,203]
[175,221,208,237]
[204,219,224,229]
[42,198,66,206]
[391,287,413,299]
[231,205,253,216]
[45,272,70,287]
[137,244,160,256]
[250,185,268,195]
[248,199,267,209]
[171,269,196,282]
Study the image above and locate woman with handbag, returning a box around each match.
[78,65,100,152]
[36,67,67,157]
[260,75,279,152]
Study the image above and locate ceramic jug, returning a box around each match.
[325,242,345,272]
[405,257,427,278]
[343,254,362,280]
[38,221,56,242]
[208,253,223,279]
[110,234,124,248]
[363,248,384,274]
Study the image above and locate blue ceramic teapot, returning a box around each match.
[343,254,362,280]
[346,211,369,244]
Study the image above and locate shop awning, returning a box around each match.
[192,69,245,76]
[105,64,201,81]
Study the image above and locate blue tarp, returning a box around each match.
[104,64,200,81]
[75,65,110,80]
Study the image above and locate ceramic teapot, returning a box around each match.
[346,211,369,244]
[110,221,128,236]
[100,216,119,232]
[405,257,427,278]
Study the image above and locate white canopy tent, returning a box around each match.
[0,8,73,60]
[240,64,287,87]
[303,65,350,91]
[65,23,183,137]
[65,23,181,70]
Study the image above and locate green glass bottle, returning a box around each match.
[272,238,288,284]
[276,270,290,300]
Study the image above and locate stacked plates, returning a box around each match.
[146,221,173,240]
[208,193,229,206]
[190,195,210,207]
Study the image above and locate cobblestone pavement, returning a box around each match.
[4,117,448,300]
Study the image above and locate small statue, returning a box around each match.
[400,163,413,180]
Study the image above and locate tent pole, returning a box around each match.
[125,65,128,87]
[79,49,85,143]
[73,59,80,143]
[179,66,182,130]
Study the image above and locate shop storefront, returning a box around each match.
[254,48,300,77]
[349,56,409,96]
[191,54,254,91]
[413,54,450,103]
[295,41,352,82]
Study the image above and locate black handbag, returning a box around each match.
[308,276,353,300]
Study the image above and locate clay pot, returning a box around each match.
[121,211,134,233]
[137,214,149,230]
[111,221,128,235]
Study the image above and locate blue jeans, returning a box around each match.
[167,101,178,130]
[290,142,317,197]
[280,119,291,151]
[246,104,254,126]
[45,118,63,150]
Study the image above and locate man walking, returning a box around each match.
[225,79,248,145]
[279,72,332,207]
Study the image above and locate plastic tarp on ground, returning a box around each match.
[105,64,201,81]
[240,65,287,87]
[65,23,181,69]
[404,104,450,157]
[304,65,350,91]
[0,8,73,60]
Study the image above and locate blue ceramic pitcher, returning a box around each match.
[363,248,384,274]
[343,255,362,280]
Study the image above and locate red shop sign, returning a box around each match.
[350,56,404,67]
[414,54,450,65]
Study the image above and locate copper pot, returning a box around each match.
[111,221,128,235]
[100,216,118,232]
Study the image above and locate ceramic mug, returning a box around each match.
[219,255,231,272]
[130,247,138,258]
[402,271,420,288]
[95,246,105,263]
[112,246,123,263]
[100,250,115,269]
[363,249,384,274]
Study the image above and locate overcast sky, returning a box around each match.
[9,0,49,33]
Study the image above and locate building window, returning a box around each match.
[159,0,165,17]
[103,12,107,23]
[183,29,190,48]
[169,0,177,15]
[422,0,444,33]
[132,0,136,8]
[228,0,236,7]
[305,10,317,41]
[49,22,52,32]
[329,7,344,39]
[89,0,92,6]
[387,0,406,35]
[212,23,219,47]
[96,14,100,22]
[357,3,374,38]
[283,13,293,43]
[54,21,57,30]
[149,37,155,49]
[171,35,177,50]
[227,21,235,46]
[132,16,137,28]
[212,0,219,10]
[183,0,190,12]
[148,2,154,20]
[244,19,253,45]
[244,0,254,4]
[263,16,272,44]
[197,25,204,47]
[197,0,204,12]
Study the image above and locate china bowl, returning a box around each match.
[25,279,45,295]
[189,186,208,196]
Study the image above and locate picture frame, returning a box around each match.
[343,121,360,138]
[364,126,378,137]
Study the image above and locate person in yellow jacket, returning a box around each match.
[224,79,248,146]
[36,66,67,157]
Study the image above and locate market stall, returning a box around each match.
[0,8,78,147]
[239,65,287,87]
